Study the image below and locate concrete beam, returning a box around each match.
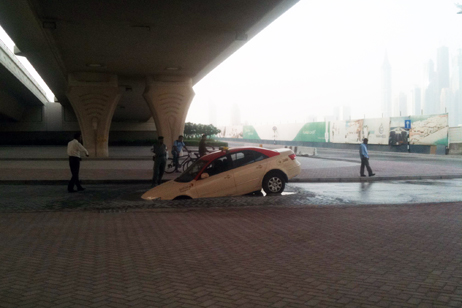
[0,39,48,104]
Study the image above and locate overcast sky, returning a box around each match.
[2,0,462,126]
[188,0,462,125]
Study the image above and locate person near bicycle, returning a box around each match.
[199,134,215,157]
[151,136,167,186]
[172,135,188,173]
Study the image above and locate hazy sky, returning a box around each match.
[188,0,462,125]
[2,0,462,125]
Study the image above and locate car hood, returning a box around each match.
[141,180,188,201]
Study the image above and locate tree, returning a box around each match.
[183,122,221,138]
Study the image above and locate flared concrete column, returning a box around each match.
[66,73,122,157]
[143,76,195,152]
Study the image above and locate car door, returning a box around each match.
[194,154,237,198]
[230,150,269,195]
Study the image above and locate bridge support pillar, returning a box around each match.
[143,76,195,152]
[66,73,122,157]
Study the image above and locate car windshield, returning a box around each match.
[175,159,208,183]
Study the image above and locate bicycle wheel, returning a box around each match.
[165,158,176,174]
[183,159,194,172]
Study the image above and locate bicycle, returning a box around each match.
[165,150,200,174]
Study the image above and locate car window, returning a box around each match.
[253,151,268,162]
[175,159,208,182]
[203,155,232,177]
[230,150,267,168]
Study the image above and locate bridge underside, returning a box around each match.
[0,0,299,156]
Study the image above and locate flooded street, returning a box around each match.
[288,179,462,205]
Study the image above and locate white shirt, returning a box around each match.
[67,139,89,158]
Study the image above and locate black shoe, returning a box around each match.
[68,190,76,193]
[369,173,376,177]
[360,175,366,177]
[77,187,85,191]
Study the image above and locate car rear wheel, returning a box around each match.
[262,172,285,194]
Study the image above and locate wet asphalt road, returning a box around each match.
[289,179,462,205]
[1,179,461,212]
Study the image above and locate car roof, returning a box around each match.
[200,146,280,161]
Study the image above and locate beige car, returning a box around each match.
[142,146,301,201]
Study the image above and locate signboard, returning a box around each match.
[389,117,410,146]
[409,114,449,145]
[330,121,347,143]
[345,119,364,144]
[243,125,260,140]
[405,120,411,129]
[292,122,327,143]
[363,118,390,145]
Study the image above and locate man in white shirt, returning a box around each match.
[67,132,89,192]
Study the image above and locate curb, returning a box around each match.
[1,175,462,185]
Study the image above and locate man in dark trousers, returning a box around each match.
[172,135,188,172]
[151,136,168,186]
[198,134,214,157]
[67,132,89,192]
[359,138,375,177]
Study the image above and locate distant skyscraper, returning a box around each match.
[437,46,450,116]
[342,106,351,121]
[208,101,217,126]
[410,86,421,116]
[230,103,241,125]
[437,46,450,93]
[333,106,340,121]
[393,92,408,117]
[450,49,462,126]
[332,105,351,120]
[381,52,392,118]
[422,59,438,115]
[440,88,452,114]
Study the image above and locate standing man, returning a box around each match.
[359,138,375,177]
[151,136,167,186]
[67,132,89,193]
[172,135,188,173]
[199,134,214,157]
[199,134,208,157]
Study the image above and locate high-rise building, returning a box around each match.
[440,88,452,114]
[410,86,421,116]
[342,106,351,121]
[450,49,462,126]
[381,52,392,118]
[393,92,408,117]
[332,106,351,120]
[208,101,217,126]
[230,103,241,125]
[422,59,438,115]
[333,106,340,121]
[437,46,450,92]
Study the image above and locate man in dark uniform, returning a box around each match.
[151,136,167,186]
[198,134,208,157]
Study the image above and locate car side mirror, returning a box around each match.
[200,173,209,179]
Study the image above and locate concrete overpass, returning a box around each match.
[0,0,298,156]
[0,39,47,121]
